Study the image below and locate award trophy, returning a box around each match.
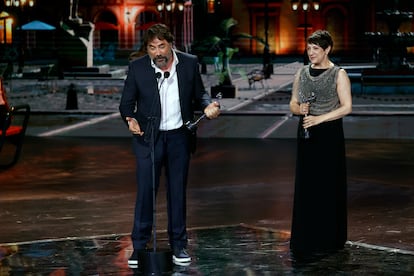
[301,92,316,139]
[185,92,222,132]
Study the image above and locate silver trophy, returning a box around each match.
[301,92,316,139]
[185,92,222,132]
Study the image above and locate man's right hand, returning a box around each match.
[126,117,144,136]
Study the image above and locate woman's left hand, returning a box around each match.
[303,115,320,129]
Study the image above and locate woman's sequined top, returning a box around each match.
[298,65,340,115]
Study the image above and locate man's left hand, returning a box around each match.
[204,101,220,119]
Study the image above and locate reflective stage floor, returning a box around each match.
[1,137,414,274]
[2,225,414,275]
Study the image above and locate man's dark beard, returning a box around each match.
[153,56,168,68]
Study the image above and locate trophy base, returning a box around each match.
[300,128,311,139]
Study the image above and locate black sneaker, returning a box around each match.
[173,248,191,265]
[128,250,138,269]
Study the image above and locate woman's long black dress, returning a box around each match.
[290,66,347,259]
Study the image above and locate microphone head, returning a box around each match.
[164,71,170,78]
[155,72,162,79]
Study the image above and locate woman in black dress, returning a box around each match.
[289,30,352,260]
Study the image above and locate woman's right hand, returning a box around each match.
[299,102,310,116]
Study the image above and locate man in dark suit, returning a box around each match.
[119,23,220,269]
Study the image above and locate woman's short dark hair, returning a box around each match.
[143,23,175,49]
[307,30,333,52]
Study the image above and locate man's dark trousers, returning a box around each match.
[131,127,190,251]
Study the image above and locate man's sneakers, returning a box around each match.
[172,248,191,265]
[128,250,138,269]
[129,248,191,269]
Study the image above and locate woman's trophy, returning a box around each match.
[301,92,316,139]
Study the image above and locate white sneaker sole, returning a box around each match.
[173,255,191,265]
[128,260,138,269]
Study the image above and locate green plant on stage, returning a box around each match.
[192,17,268,87]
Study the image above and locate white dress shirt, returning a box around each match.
[152,51,183,131]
